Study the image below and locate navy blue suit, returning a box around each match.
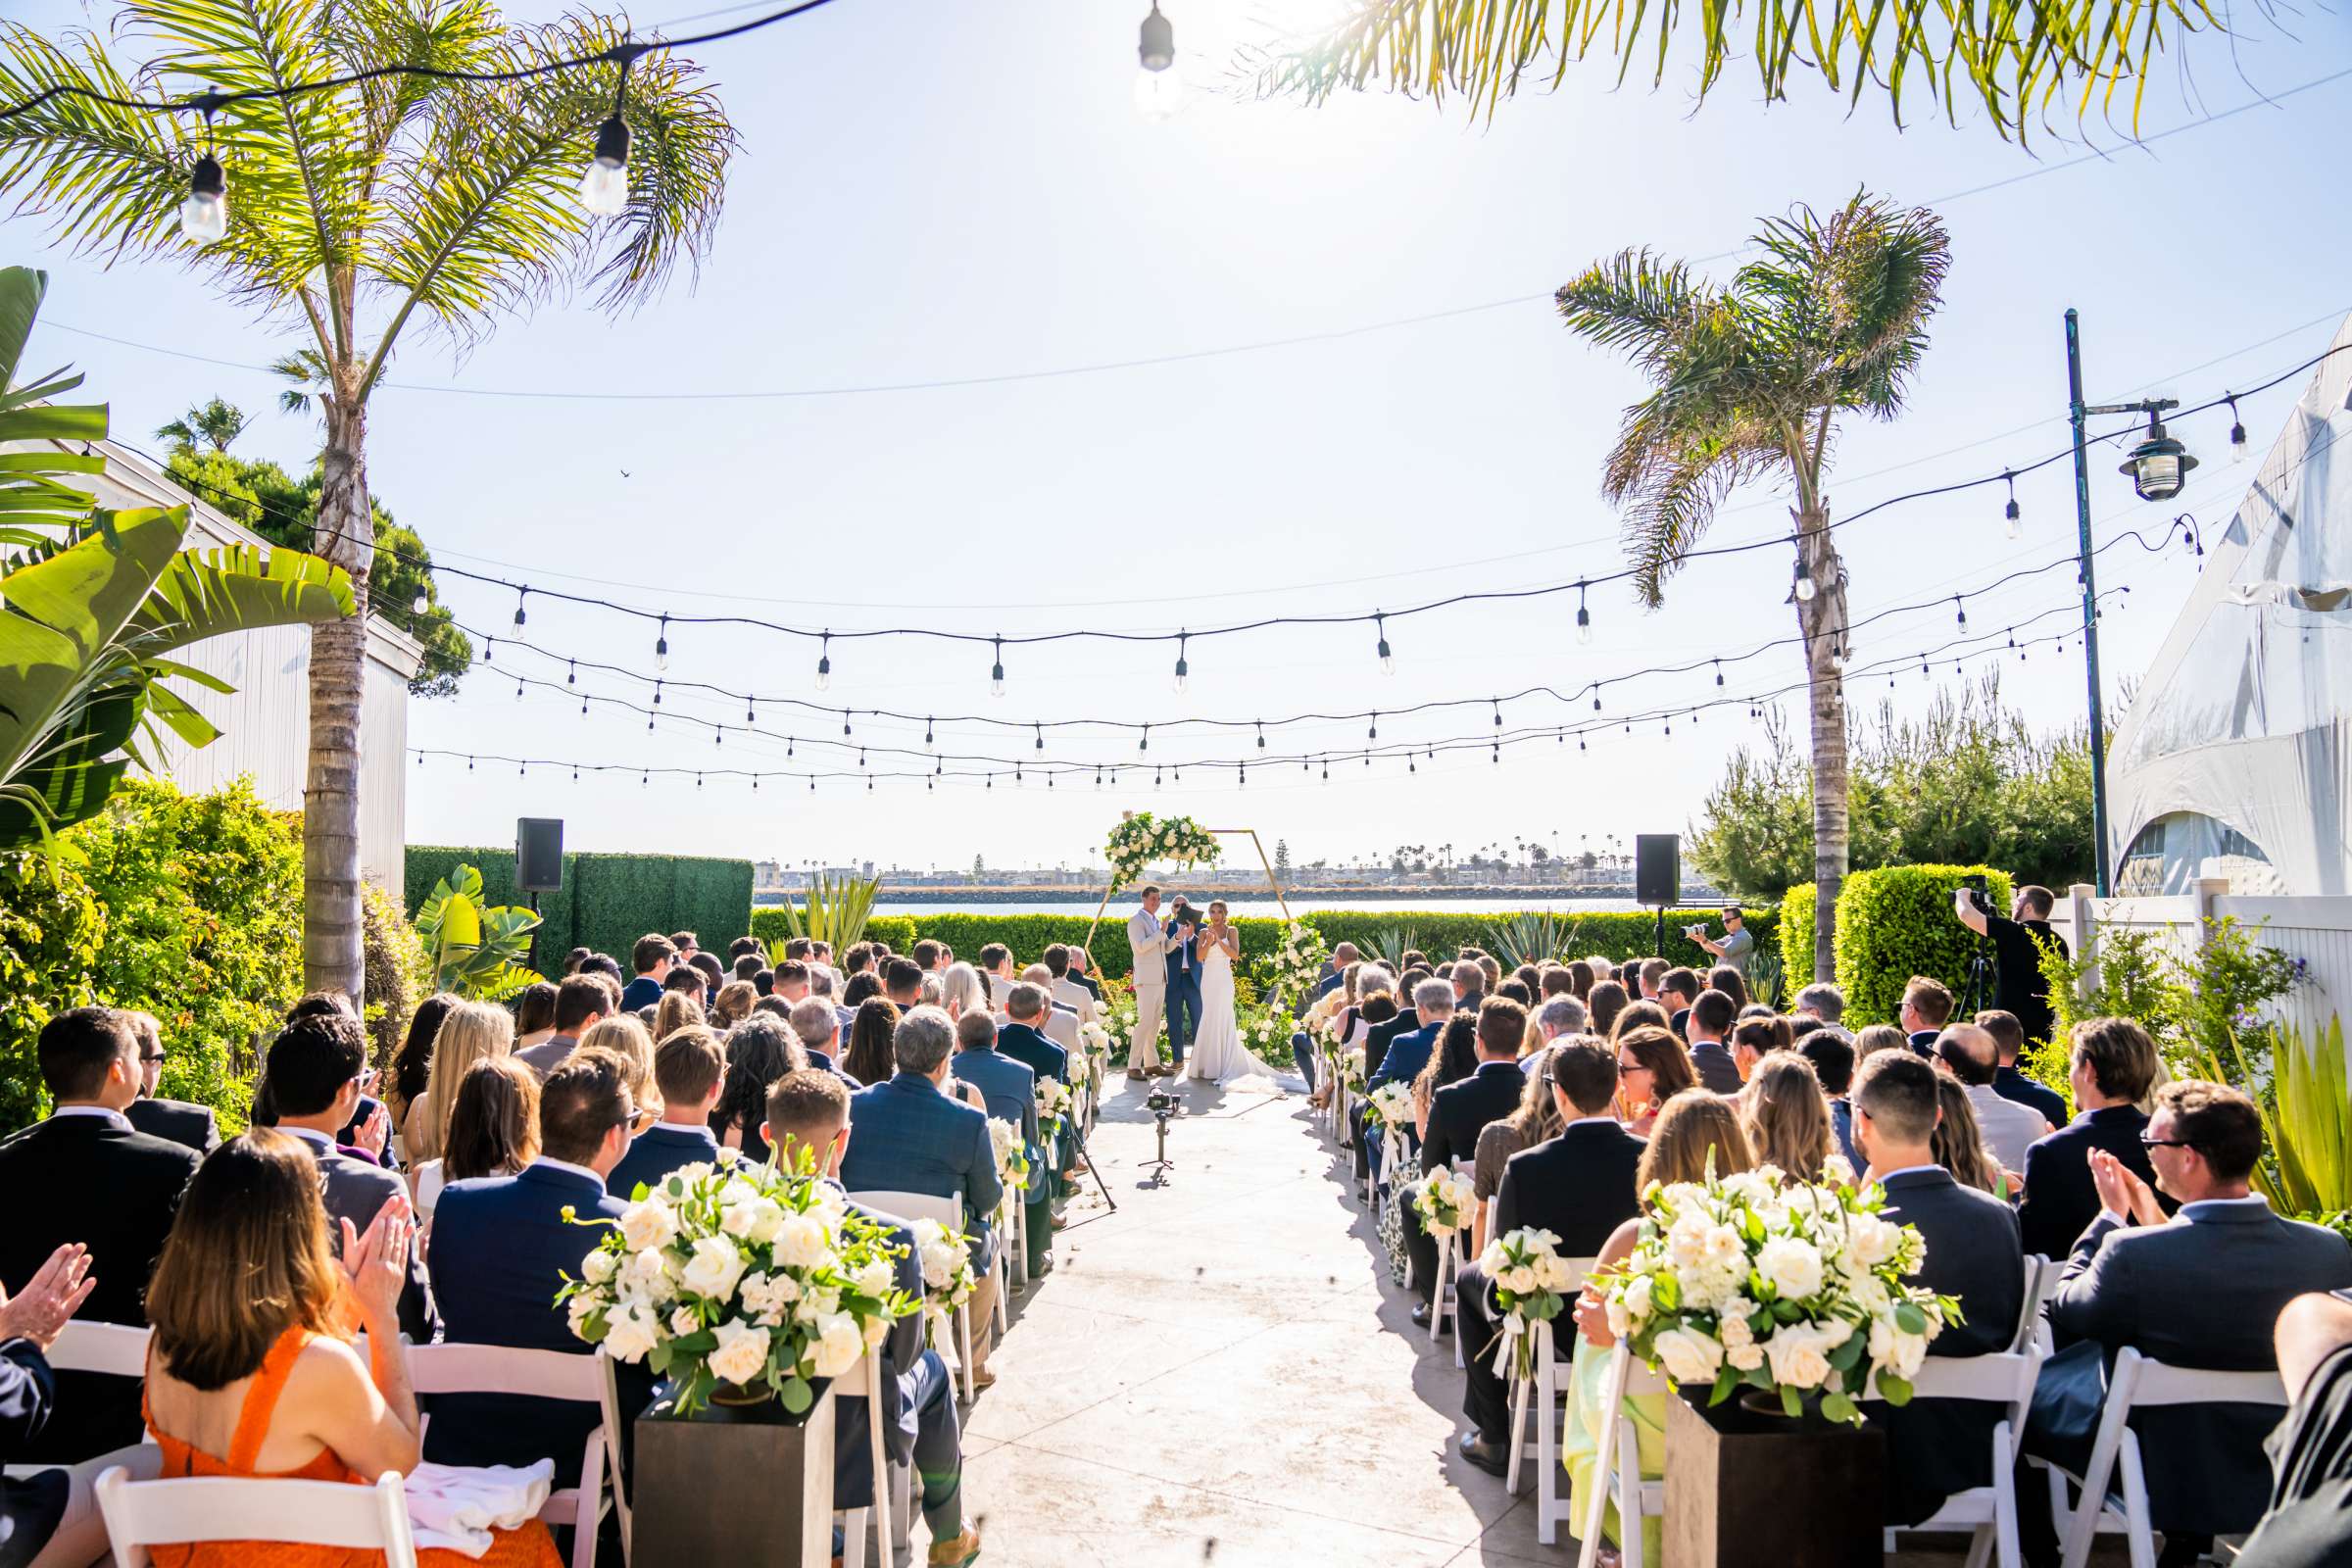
[2016,1103,2173,1262]
[842,1074,1004,1270]
[829,1197,963,1532]
[1163,912,1202,1064]
[0,1338,65,1563]
[1993,1064,2068,1132]
[993,1023,1066,1092]
[1358,1020,1440,1187]
[950,1049,1041,1170]
[606,1122,721,1201]
[426,1160,636,1486]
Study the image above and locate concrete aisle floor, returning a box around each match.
[953,1073,1995,1568]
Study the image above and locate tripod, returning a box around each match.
[1140,1104,1176,1184]
[1063,1108,1119,1213]
[1958,930,1996,1017]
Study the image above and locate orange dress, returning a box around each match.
[145,1329,564,1568]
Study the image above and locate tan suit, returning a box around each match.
[1043,1005,1081,1057]
[1127,906,1176,1071]
[1053,976,1099,1030]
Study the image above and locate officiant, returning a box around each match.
[1163,895,1203,1073]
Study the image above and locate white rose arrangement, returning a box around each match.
[1363,1082,1414,1132]
[1593,1165,1961,1425]
[560,1155,917,1416]
[1035,1076,1072,1135]
[988,1116,1031,1197]
[907,1216,977,1352]
[1477,1227,1582,1382]
[1103,812,1221,893]
[1414,1167,1477,1238]
[1267,920,1330,1012]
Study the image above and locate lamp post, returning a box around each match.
[2065,307,2200,897]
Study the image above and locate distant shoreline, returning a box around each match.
[756,883,1722,907]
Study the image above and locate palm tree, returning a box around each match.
[1557,191,1949,981]
[1253,0,2213,144]
[154,395,248,455]
[0,0,737,999]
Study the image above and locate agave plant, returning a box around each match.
[414,863,541,1001]
[1363,925,1423,974]
[2255,1018,2349,1219]
[766,874,880,958]
[1486,911,1585,970]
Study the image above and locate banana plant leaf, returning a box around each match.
[128,542,356,655]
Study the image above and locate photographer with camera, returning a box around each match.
[1687,906,1754,980]
[1953,880,2070,1051]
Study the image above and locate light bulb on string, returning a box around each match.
[2227,396,2247,462]
[576,51,636,216]
[178,122,227,245]
[1792,556,1816,603]
[652,680,662,706]
[713,728,722,747]
[2003,471,2023,539]
[1033,724,1044,752]
[814,632,832,691]
[653,613,668,672]
[482,639,493,664]
[1139,725,1150,753]
[989,635,1005,698]
[1368,711,1378,741]
[412,589,428,615]
[1171,631,1189,694]
[1955,596,1968,628]
[745,701,755,723]
[1492,699,1502,728]
[1713,660,1724,687]
[566,662,576,686]
[842,711,852,736]
[1592,687,1603,712]
[513,588,527,629]
[514,679,522,701]
[1255,721,1265,749]
[1375,612,1395,674]
[1134,1,1180,119]
[1576,580,1592,646]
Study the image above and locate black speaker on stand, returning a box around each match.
[1635,834,1681,955]
[515,817,564,971]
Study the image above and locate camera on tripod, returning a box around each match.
[1959,873,1994,916]
[1145,1087,1180,1118]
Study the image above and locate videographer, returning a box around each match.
[1688,906,1753,981]
[1953,882,2070,1050]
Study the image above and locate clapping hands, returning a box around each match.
[353,1102,391,1159]
[2089,1148,2166,1227]
[0,1244,96,1351]
[340,1194,415,1327]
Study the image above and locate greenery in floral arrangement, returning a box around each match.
[1266,920,1331,1012]
[1102,812,1220,894]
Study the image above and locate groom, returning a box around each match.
[1162,894,1202,1075]
[1125,886,1182,1080]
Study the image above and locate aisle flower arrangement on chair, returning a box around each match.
[1594,1165,1961,1424]
[988,1118,1031,1197]
[562,1154,918,1415]
[1103,811,1221,892]
[1478,1226,1579,1381]
[909,1216,978,1352]
[1036,1077,1072,1137]
[1364,1082,1414,1133]
[1267,919,1330,1011]
[1414,1167,1476,1240]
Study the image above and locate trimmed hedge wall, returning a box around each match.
[1831,864,2013,1026]
[407,847,754,978]
[1781,884,1816,991]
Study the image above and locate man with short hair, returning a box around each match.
[764,1071,981,1567]
[1021,963,1083,1055]
[1900,975,1955,1054]
[2018,1016,2173,1260]
[1315,943,1362,1000]
[952,1011,1052,1278]
[1934,1025,2051,1171]
[119,1011,220,1154]
[0,1007,199,1460]
[1693,906,1755,979]
[1977,1008,2068,1130]
[1405,1000,1534,1318]
[266,1012,435,1342]
[1125,886,1181,1079]
[1637,957,1668,1001]
[1658,966,1700,1036]
[1040,944,1097,1029]
[620,933,675,1012]
[429,1049,643,1482]
[1358,980,1454,1189]
[1454,1041,1645,1474]
[841,1007,1004,1384]
[1452,956,1488,1012]
[2028,1082,2352,1564]
[911,939,947,974]
[770,959,811,1004]
[1161,895,1203,1074]
[1065,945,1102,1003]
[1685,989,1742,1094]
[977,944,1016,1000]
[1530,996,1587,1063]
[1846,1051,2027,1526]
[668,931,699,964]
[1955,882,2070,1052]
[1801,1029,1861,1169]
[785,995,848,1078]
[783,936,815,964]
[606,1028,725,1198]
[880,956,924,1011]
[1795,982,1846,1026]
[516,973,610,1078]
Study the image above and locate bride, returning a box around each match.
[1184,902,1282,1092]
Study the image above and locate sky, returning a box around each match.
[7,0,2351,876]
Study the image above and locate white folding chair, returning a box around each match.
[95,1465,417,1567]
[1575,1339,1669,1566]
[408,1343,610,1568]
[594,1350,634,1567]
[2042,1348,2288,1568]
[1429,1160,1476,1362]
[834,1348,914,1568]
[39,1320,152,1376]
[1005,1191,1028,1292]
[851,1189,982,1401]
[1502,1254,1595,1544]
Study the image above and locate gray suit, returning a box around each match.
[284,1127,437,1343]
[2030,1198,2352,1536]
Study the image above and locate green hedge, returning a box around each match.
[408,847,754,978]
[1781,884,1816,991]
[0,855,105,1132]
[1831,864,2013,1026]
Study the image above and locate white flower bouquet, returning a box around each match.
[1477,1226,1581,1382]
[1594,1165,1961,1425]
[1268,920,1330,1011]
[1036,1077,1072,1132]
[560,1156,917,1415]
[1414,1167,1477,1238]
[988,1116,1031,1196]
[1104,811,1221,893]
[908,1216,976,1351]
[1363,1081,1414,1132]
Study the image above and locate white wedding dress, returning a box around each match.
[1185,935,1283,1093]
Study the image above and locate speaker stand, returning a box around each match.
[1654,905,1666,956]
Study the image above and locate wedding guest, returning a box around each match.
[911,939,947,974]
[1475,955,1502,994]
[1041,945,1098,1028]
[1900,975,1955,1054]
[1410,1015,1481,1138]
[1936,1024,2051,1171]
[1020,963,1083,1055]
[1066,945,1102,1003]
[996,984,1070,1178]
[419,1058,539,1219]
[763,1072,981,1568]
[843,997,901,1087]
[1586,979,1629,1038]
[121,1010,221,1155]
[2027,1082,2352,1565]
[264,1012,436,1343]
[0,1242,120,1568]
[1636,957,1667,1001]
[939,962,989,1024]
[1856,1023,1911,1061]
[514,974,608,1079]
[653,984,705,1043]
[562,947,590,976]
[951,1011,1051,1278]
[786,995,848,1078]
[1326,989,1398,1125]
[1727,1011,1790,1086]
[1526,997,1588,1076]
[1739,1053,1833,1180]
[1361,980,1453,1189]
[608,1027,725,1198]
[1610,999,1672,1042]
[2237,1293,2352,1566]
[1799,1030,1861,1170]
[1454,1041,1645,1475]
[429,1050,641,1485]
[710,980,757,1030]
[1405,1002,1532,1319]
[146,1131,562,1568]
[688,952,725,999]
[1795,982,1846,1026]
[1932,1077,2007,1197]
[404,1000,515,1167]
[619,934,675,1012]
[1450,958,1487,1013]
[752,967,775,998]
[1684,989,1742,1093]
[881,956,924,1011]
[1565,1093,1758,1558]
[1566,959,1594,1001]
[1614,1025,1695,1138]
[710,1012,804,1165]
[0,1006,198,1461]
[512,984,558,1053]
[1978,1008,2070,1130]
[1512,963,1542,994]
[841,1008,1003,1389]
[1539,967,1577,1001]
[1657,967,1701,1036]
[577,954,624,992]
[1495,981,1535,1009]
[1472,1046,1566,1256]
[581,1014,658,1127]
[668,931,701,966]
[769,960,811,1004]
[1845,1052,2026,1528]
[1314,944,1361,1000]
[1706,964,1749,1009]
[2018,1016,2170,1260]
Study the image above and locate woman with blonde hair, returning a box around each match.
[938,961,990,1022]
[652,989,705,1044]
[1565,1092,1758,1564]
[402,1000,513,1169]
[143,1130,559,1567]
[1740,1053,1834,1182]
[1855,1023,1911,1060]
[709,980,757,1030]
[582,1014,660,1129]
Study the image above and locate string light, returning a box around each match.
[989,636,1005,698]
[1368,711,1379,741]
[1954,597,1967,628]
[577,49,637,217]
[413,589,428,614]
[514,588,527,629]
[2003,471,2022,539]
[1575,581,1592,646]
[178,106,226,244]
[1171,632,1189,694]
[1033,723,1044,752]
[567,661,576,685]
[1792,556,1817,603]
[2227,396,2248,461]
[654,613,668,672]
[815,632,832,691]
[1375,612,1395,674]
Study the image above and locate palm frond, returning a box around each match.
[1553,249,1701,373]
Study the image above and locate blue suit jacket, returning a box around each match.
[619,976,663,1012]
[1369,1022,1440,1091]
[1993,1064,2069,1132]
[994,1022,1067,1090]
[951,1049,1043,1172]
[1163,914,1200,986]
[606,1122,721,1201]
[833,1200,925,1510]
[841,1074,1004,1264]
[2017,1103,2171,1261]
[425,1160,628,1485]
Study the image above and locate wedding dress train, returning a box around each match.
[1185,939,1284,1094]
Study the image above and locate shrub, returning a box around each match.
[1780,883,1816,990]
[1830,864,2013,1027]
[363,881,429,1069]
[407,846,754,976]
[0,856,106,1131]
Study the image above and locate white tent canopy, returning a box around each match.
[2108,313,2352,897]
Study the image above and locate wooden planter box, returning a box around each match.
[631,1382,837,1567]
[1662,1388,1886,1568]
